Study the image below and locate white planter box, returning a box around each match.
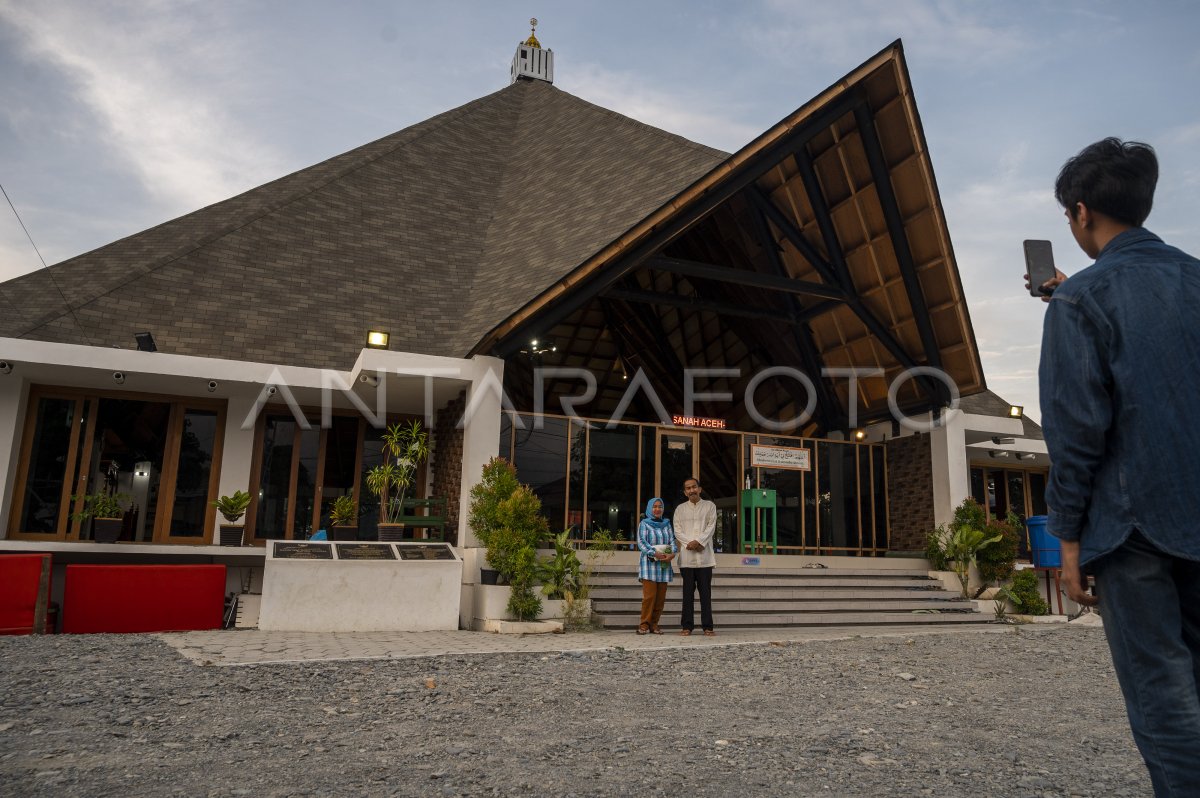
[472,585,589,629]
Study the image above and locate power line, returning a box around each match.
[0,179,97,346]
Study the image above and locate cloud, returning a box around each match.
[0,2,286,214]
[743,0,1029,70]
[558,62,760,153]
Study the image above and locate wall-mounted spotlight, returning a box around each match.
[365,330,390,349]
[206,380,219,393]
[991,436,1015,445]
[359,373,380,387]
[852,429,867,442]
[1008,405,1024,419]
[1016,453,1037,461]
[134,332,157,352]
[988,450,1010,458]
[0,361,11,375]
[113,371,126,385]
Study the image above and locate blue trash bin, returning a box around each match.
[1026,515,1060,568]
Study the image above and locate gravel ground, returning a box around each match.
[0,625,1149,797]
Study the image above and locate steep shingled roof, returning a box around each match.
[0,79,726,366]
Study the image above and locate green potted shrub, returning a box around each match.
[71,492,129,543]
[365,420,429,541]
[328,495,359,541]
[212,490,252,546]
[468,458,547,621]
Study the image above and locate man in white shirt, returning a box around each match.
[673,477,717,636]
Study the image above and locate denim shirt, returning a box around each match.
[1039,228,1200,566]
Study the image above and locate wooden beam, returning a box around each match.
[648,256,845,301]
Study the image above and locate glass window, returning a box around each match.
[291,427,320,540]
[1028,471,1048,516]
[168,410,218,537]
[254,417,297,540]
[18,398,76,533]
[639,425,655,516]
[755,436,807,552]
[83,399,170,542]
[816,441,859,552]
[317,416,359,534]
[498,413,513,462]
[858,446,873,554]
[358,422,387,540]
[567,420,586,534]
[585,424,638,541]
[970,467,987,509]
[872,445,887,551]
[512,415,568,532]
[697,431,740,553]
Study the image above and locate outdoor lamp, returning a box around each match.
[366,330,390,349]
[852,429,867,442]
[134,331,157,352]
[1016,453,1036,461]
[991,436,1015,445]
[989,450,1010,458]
[1008,405,1023,419]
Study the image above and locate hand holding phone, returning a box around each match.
[1024,239,1058,297]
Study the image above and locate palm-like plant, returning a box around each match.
[944,526,1002,599]
[365,420,430,524]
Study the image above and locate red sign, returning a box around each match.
[671,415,726,429]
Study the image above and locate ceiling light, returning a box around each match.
[1016,453,1036,461]
[991,436,1015,445]
[852,429,867,442]
[989,450,1010,458]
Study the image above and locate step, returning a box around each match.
[587,586,955,601]
[593,599,976,614]
[597,611,985,628]
[590,576,938,589]
[590,565,934,579]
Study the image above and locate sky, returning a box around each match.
[1,0,1198,424]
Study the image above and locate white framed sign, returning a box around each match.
[750,444,811,471]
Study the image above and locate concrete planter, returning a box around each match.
[472,585,590,630]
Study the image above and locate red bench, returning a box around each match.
[0,554,52,635]
[63,564,226,634]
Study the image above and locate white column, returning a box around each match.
[929,409,969,526]
[456,356,504,549]
[214,391,261,541]
[0,375,29,538]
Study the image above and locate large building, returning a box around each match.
[0,35,1047,627]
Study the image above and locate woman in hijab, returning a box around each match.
[636,497,677,634]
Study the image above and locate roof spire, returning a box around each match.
[524,18,541,49]
[510,18,553,84]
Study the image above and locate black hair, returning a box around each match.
[1054,137,1158,226]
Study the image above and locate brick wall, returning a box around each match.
[430,391,467,545]
[885,433,935,551]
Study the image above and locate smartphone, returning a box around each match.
[1024,239,1057,297]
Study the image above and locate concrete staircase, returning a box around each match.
[588,563,985,628]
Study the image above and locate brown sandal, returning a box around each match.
[680,629,692,636]
[637,626,649,635]
[703,630,716,636]
[651,627,664,635]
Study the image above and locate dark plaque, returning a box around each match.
[335,543,398,561]
[397,544,456,561]
[273,541,334,560]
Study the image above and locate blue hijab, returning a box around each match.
[643,497,671,530]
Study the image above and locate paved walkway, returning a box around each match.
[159,623,1012,666]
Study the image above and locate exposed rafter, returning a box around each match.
[647,256,844,301]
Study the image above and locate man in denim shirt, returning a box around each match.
[1038,138,1200,796]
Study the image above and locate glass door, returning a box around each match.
[656,429,698,511]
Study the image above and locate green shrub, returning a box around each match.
[1007,569,1049,616]
[975,512,1021,594]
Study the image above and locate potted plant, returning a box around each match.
[71,492,129,543]
[468,458,547,621]
[212,490,252,546]
[328,495,359,541]
[365,420,430,542]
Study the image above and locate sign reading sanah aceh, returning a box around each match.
[750,444,812,471]
[672,415,726,429]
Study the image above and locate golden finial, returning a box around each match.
[524,17,541,48]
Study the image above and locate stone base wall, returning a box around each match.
[885,433,935,551]
[431,391,467,545]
